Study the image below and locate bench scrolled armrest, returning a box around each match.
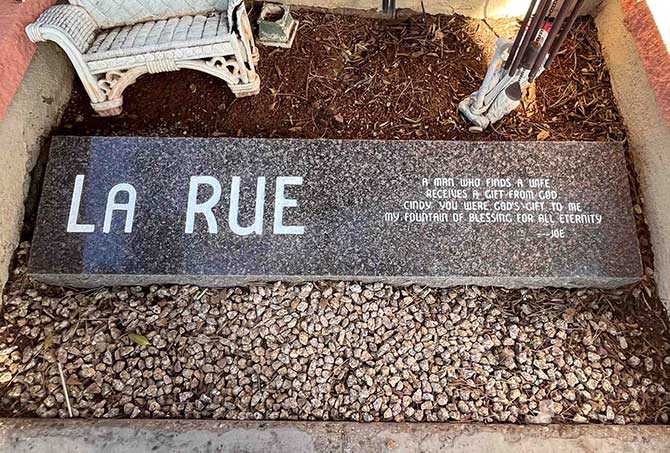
[26,4,98,53]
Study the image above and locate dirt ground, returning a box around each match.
[58,11,624,142]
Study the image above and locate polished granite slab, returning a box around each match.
[28,137,642,288]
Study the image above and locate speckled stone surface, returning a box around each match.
[29,137,642,288]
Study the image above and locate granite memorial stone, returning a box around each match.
[29,137,642,288]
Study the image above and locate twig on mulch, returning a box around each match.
[57,363,73,418]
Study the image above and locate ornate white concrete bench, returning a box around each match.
[26,0,260,116]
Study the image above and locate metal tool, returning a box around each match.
[458,0,584,132]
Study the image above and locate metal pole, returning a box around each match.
[382,0,396,16]
[474,39,511,110]
[504,0,539,71]
[529,0,576,80]
[509,0,552,75]
[543,0,584,70]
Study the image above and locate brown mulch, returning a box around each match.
[58,11,624,142]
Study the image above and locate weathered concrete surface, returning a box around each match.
[0,44,74,294]
[0,419,669,453]
[0,0,60,123]
[288,0,601,18]
[596,0,670,312]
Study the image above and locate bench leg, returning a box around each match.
[229,37,261,97]
[24,23,117,116]
[92,68,146,116]
[237,5,259,66]
[228,77,261,97]
[91,98,124,117]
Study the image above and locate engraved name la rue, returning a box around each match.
[66,175,305,235]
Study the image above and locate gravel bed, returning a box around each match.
[1,243,669,423]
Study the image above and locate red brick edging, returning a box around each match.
[621,0,670,125]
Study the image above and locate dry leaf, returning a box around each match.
[537,130,550,140]
[129,333,150,347]
[43,333,55,351]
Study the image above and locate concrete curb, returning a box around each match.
[0,419,669,453]
[0,0,59,124]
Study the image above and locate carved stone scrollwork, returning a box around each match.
[96,70,126,96]
[206,56,241,82]
[239,11,259,65]
[92,67,145,116]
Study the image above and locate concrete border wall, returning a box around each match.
[1,419,669,452]
[0,44,74,293]
[285,0,602,18]
[595,0,670,310]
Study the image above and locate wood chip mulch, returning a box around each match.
[59,11,624,142]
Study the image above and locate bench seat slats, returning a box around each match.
[84,12,230,62]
